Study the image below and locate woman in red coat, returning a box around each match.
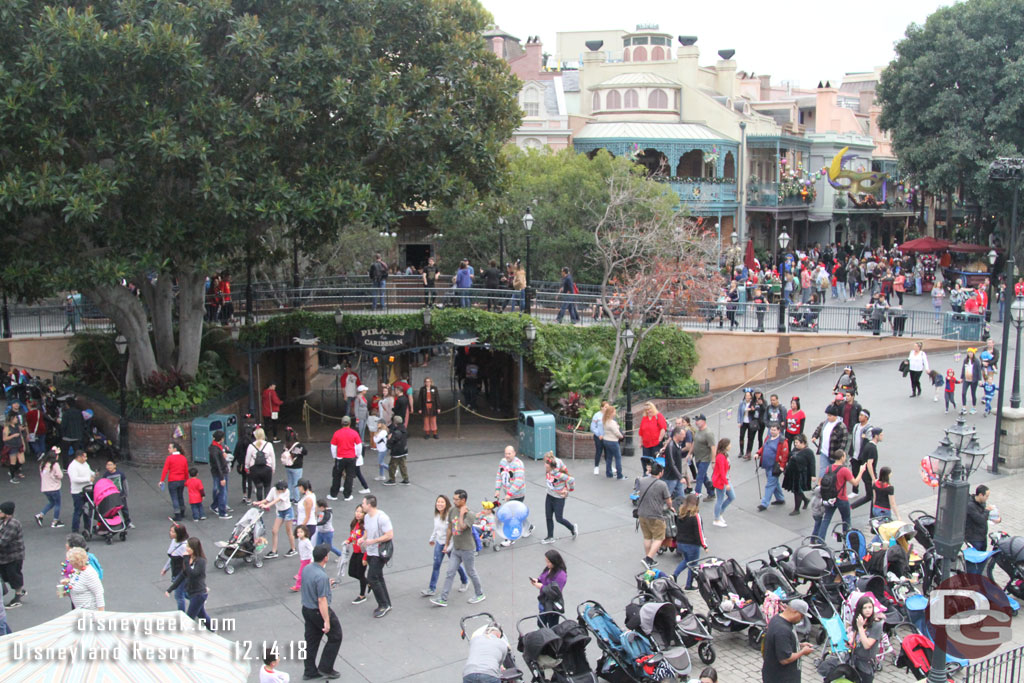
[710,438,735,527]
[262,383,283,441]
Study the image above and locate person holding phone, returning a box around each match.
[529,549,567,628]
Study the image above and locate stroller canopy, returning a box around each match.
[92,478,124,518]
[790,545,832,579]
[551,619,590,652]
[520,627,561,664]
[649,576,693,611]
[996,534,1024,563]
[638,602,678,638]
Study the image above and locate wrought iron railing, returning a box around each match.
[964,643,1024,683]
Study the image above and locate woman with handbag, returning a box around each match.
[244,428,275,502]
[783,434,815,515]
[711,439,734,527]
[600,405,624,479]
[671,493,707,589]
[342,504,371,606]
[3,413,26,483]
[907,342,929,397]
[541,452,578,544]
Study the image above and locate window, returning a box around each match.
[633,36,649,44]
[633,46,647,62]
[592,92,601,111]
[651,36,667,46]
[624,89,638,108]
[623,38,632,46]
[523,88,540,117]
[648,89,668,108]
[606,90,621,109]
[651,46,664,61]
[523,138,543,149]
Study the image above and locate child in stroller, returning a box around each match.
[82,477,127,545]
[623,601,692,678]
[516,613,596,683]
[634,571,715,664]
[691,557,766,647]
[214,507,268,574]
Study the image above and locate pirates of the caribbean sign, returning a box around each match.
[355,329,414,353]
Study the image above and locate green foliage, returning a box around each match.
[432,147,679,282]
[130,356,236,421]
[877,0,1024,209]
[633,325,699,388]
[429,309,530,355]
[64,333,123,392]
[546,346,609,398]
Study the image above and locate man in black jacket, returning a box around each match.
[384,416,409,486]
[661,427,688,501]
[208,430,232,519]
[965,484,997,551]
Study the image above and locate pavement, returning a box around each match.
[2,347,1023,682]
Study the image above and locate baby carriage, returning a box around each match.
[516,613,597,683]
[82,478,127,545]
[476,501,498,551]
[691,557,765,647]
[623,601,692,678]
[634,571,715,664]
[577,600,680,683]
[461,612,523,682]
[214,507,267,574]
[840,586,897,669]
[908,510,935,551]
[789,303,819,330]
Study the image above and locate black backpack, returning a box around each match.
[253,444,268,468]
[820,464,840,505]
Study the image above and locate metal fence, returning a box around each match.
[964,643,1024,683]
[55,378,249,424]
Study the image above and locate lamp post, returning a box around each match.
[1010,300,1024,409]
[519,320,537,412]
[990,157,1022,474]
[777,231,791,333]
[715,222,722,270]
[113,334,130,461]
[497,216,506,269]
[523,208,534,314]
[925,413,989,683]
[986,248,998,325]
[621,325,636,458]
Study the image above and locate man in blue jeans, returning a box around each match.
[555,267,580,324]
[661,427,689,501]
[369,253,388,311]
[67,450,95,533]
[207,430,232,520]
[756,424,788,511]
[691,415,716,502]
[813,449,865,541]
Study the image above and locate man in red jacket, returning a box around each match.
[262,383,283,442]
[158,443,189,521]
[25,400,47,459]
[328,416,362,502]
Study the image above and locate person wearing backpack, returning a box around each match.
[245,428,276,502]
[811,449,866,542]
[369,253,388,311]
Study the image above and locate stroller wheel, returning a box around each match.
[214,559,226,570]
[816,628,828,645]
[244,555,253,563]
[105,536,112,545]
[747,627,762,649]
[225,564,235,575]
[119,532,127,541]
[82,530,91,541]
[698,641,716,665]
[254,560,263,568]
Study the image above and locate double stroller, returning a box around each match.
[690,557,765,647]
[516,614,596,683]
[577,600,682,683]
[81,478,128,545]
[634,571,715,664]
[214,507,267,574]
[623,602,692,677]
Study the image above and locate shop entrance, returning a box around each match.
[403,243,433,270]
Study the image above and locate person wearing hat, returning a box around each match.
[0,501,26,608]
[851,428,883,511]
[811,405,848,479]
[762,598,814,683]
[328,415,362,501]
[354,384,370,441]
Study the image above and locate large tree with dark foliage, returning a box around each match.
[0,0,521,386]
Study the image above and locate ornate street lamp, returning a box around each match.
[518,320,538,411]
[523,208,535,314]
[113,334,130,461]
[777,231,791,332]
[622,325,636,458]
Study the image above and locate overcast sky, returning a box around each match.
[478,0,952,88]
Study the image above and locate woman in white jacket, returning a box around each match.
[907,342,930,398]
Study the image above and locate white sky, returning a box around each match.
[478,0,952,88]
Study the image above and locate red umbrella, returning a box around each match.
[899,236,950,253]
[948,242,1000,254]
[744,239,757,271]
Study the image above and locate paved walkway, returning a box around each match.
[1,350,1022,682]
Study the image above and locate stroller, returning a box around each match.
[577,600,680,683]
[516,613,596,683]
[462,612,523,682]
[82,478,127,545]
[841,586,897,669]
[623,602,692,678]
[908,510,935,551]
[691,557,765,647]
[214,507,267,574]
[634,572,715,664]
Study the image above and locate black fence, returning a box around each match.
[964,644,1024,683]
[55,378,249,424]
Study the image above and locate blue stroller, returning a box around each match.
[577,600,681,683]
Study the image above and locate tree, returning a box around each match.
[0,0,521,387]
[590,165,717,400]
[432,148,657,283]
[877,0,1024,220]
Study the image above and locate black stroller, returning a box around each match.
[462,612,523,682]
[691,557,765,647]
[634,572,715,664]
[516,614,596,683]
[623,601,692,677]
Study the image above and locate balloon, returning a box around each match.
[495,500,529,541]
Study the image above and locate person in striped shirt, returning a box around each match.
[494,445,533,547]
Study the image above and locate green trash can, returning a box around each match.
[518,410,555,461]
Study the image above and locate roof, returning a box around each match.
[574,121,729,141]
[595,72,681,87]
[561,70,580,93]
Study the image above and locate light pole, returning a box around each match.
[523,208,534,314]
[113,334,130,461]
[497,216,506,269]
[728,230,739,279]
[990,157,1022,474]
[519,320,537,411]
[1010,300,1024,409]
[622,325,636,458]
[925,414,989,683]
[987,249,998,326]
[777,230,791,333]
[715,222,722,270]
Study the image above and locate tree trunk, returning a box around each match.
[137,274,176,370]
[84,283,159,388]
[175,270,206,378]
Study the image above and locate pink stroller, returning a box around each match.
[83,478,128,544]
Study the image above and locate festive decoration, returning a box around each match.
[919,456,939,488]
[826,146,890,200]
[495,500,530,541]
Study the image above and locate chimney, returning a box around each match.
[491,35,504,59]
[715,51,737,98]
[676,42,699,87]
[759,74,771,99]
[858,89,874,114]
[525,37,544,73]
[815,81,838,133]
